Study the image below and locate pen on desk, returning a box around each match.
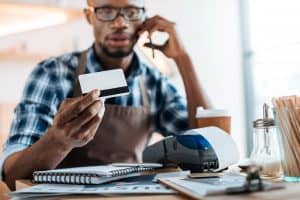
[149,37,155,59]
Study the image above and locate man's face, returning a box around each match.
[86,0,145,58]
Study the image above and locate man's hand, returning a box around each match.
[138,15,187,59]
[138,16,212,128]
[47,89,104,151]
[3,89,105,190]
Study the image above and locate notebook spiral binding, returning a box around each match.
[33,166,153,185]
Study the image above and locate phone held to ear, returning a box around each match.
[137,22,155,59]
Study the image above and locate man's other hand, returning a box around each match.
[138,15,187,59]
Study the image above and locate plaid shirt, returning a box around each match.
[0,46,189,179]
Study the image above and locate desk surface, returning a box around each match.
[15,179,300,200]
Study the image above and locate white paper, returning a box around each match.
[10,183,175,197]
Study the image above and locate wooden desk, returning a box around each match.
[15,179,300,200]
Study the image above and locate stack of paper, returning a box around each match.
[10,172,190,199]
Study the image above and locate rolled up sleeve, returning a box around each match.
[0,58,61,181]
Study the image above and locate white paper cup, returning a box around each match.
[195,108,231,134]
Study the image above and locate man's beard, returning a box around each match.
[101,46,133,58]
[101,38,137,58]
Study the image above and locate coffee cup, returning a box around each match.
[195,108,231,134]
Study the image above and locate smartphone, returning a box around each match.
[137,17,155,59]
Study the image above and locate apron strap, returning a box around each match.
[73,50,88,97]
[138,77,150,107]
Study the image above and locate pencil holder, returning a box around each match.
[273,96,300,182]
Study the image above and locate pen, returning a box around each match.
[149,37,155,59]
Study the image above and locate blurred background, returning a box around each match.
[0,0,299,159]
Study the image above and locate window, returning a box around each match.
[244,0,300,153]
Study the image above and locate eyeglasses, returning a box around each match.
[91,6,146,22]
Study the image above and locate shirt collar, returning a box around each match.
[85,45,143,79]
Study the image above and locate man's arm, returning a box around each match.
[3,90,104,190]
[3,132,71,190]
[174,53,212,127]
[139,15,212,128]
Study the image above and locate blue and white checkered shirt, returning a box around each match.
[0,46,189,179]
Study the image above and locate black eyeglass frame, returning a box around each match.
[90,6,146,22]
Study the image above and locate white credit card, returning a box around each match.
[78,69,129,99]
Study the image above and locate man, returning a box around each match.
[1,0,211,190]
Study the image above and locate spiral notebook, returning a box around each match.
[33,163,162,185]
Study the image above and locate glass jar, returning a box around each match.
[250,104,282,179]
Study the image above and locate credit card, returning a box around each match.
[79,69,129,99]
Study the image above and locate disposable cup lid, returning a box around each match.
[196,108,230,118]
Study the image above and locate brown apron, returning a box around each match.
[58,51,153,168]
